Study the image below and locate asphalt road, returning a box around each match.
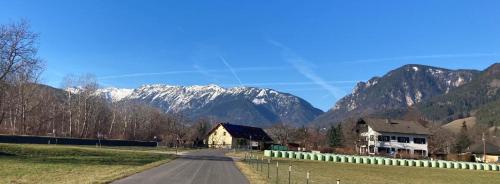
[112,149,249,184]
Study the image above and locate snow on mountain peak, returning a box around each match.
[96,84,303,112]
[91,84,323,125]
[97,87,134,102]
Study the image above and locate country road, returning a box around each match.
[112,149,249,184]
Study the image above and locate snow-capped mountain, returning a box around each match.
[97,84,323,126]
[97,87,134,102]
[312,64,479,127]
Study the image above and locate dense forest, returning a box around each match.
[417,63,500,126]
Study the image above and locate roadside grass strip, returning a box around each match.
[0,143,175,184]
[240,151,500,184]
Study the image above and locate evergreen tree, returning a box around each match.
[454,121,471,153]
[327,123,343,147]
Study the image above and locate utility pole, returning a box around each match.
[482,132,486,162]
[176,135,179,156]
[249,135,252,152]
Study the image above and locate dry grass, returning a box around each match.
[0,143,175,184]
[442,117,477,134]
[230,151,500,184]
[234,160,268,184]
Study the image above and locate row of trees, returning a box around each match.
[266,118,496,155]
[265,122,352,153]
[0,20,215,146]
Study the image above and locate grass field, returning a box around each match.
[228,151,500,184]
[0,143,176,184]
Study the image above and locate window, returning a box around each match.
[369,145,375,153]
[385,136,390,141]
[212,141,215,145]
[378,147,390,154]
[414,138,426,144]
[379,136,390,142]
[223,141,226,145]
[370,135,374,141]
[397,137,410,143]
[377,136,382,141]
[397,149,410,154]
[214,131,217,135]
[414,150,426,156]
[223,132,226,136]
[390,136,396,141]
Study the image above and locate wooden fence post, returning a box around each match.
[276,161,279,184]
[306,170,310,184]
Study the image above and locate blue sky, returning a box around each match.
[1,0,499,111]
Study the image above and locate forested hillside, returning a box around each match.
[417,63,500,125]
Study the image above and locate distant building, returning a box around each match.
[206,123,273,149]
[468,142,500,163]
[356,118,431,157]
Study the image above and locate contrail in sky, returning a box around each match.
[193,64,221,84]
[98,70,200,79]
[269,39,345,99]
[219,56,244,86]
[98,66,287,80]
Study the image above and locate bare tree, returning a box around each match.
[266,122,293,145]
[0,20,43,131]
[0,20,212,142]
[188,117,213,146]
[0,20,42,82]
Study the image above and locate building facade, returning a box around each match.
[207,124,234,149]
[357,118,430,157]
[206,123,273,149]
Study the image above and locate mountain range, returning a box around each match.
[95,84,323,127]
[312,64,478,126]
[82,63,500,128]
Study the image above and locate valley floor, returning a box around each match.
[228,151,500,184]
[0,143,175,184]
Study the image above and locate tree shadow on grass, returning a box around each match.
[7,154,171,166]
[0,151,15,156]
[178,155,235,162]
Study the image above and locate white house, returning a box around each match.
[356,118,431,157]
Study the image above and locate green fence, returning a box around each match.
[270,145,288,151]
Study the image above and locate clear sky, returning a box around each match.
[1,0,499,111]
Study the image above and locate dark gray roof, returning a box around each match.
[359,118,431,135]
[469,142,500,155]
[208,123,273,142]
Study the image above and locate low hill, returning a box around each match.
[441,117,477,134]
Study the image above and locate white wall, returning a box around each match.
[365,126,428,155]
[207,125,233,149]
